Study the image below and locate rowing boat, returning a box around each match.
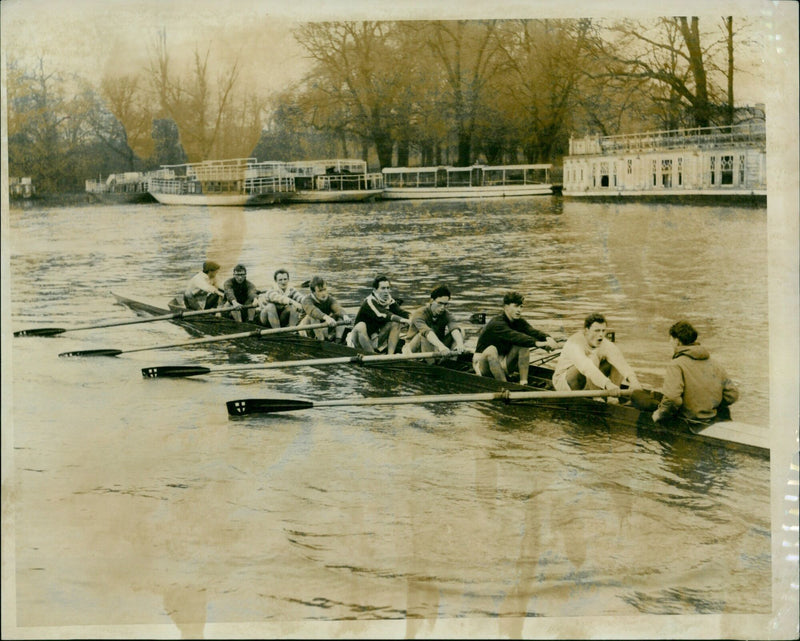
[112,292,769,457]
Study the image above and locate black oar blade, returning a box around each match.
[226,398,314,416]
[469,312,487,324]
[58,348,123,358]
[14,327,67,337]
[141,365,212,378]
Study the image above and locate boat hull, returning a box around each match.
[381,185,553,200]
[149,192,285,206]
[286,189,383,203]
[86,192,157,204]
[112,292,768,457]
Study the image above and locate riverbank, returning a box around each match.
[9,191,156,209]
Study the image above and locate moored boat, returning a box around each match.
[85,172,156,204]
[381,164,554,200]
[283,159,384,203]
[147,158,295,206]
[112,292,768,457]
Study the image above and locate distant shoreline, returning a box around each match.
[9,192,157,209]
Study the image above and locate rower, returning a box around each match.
[184,261,225,310]
[402,284,465,358]
[257,269,305,328]
[552,312,642,398]
[472,291,559,387]
[298,276,350,342]
[347,275,409,354]
[222,264,258,322]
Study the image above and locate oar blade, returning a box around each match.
[141,365,212,378]
[58,348,123,358]
[628,389,661,411]
[14,327,67,337]
[226,398,314,416]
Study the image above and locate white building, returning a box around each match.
[562,123,766,202]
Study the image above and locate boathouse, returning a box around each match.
[562,122,766,203]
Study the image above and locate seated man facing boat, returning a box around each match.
[184,261,225,310]
[222,264,258,322]
[651,320,739,425]
[257,269,305,328]
[402,285,466,357]
[472,291,560,387]
[347,275,409,355]
[552,312,642,397]
[298,275,350,342]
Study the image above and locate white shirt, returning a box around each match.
[552,331,639,391]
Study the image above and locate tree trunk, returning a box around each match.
[678,17,711,128]
[726,16,735,126]
[373,131,394,169]
[397,140,410,167]
[457,129,471,166]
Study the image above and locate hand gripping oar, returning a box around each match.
[58,320,350,358]
[227,388,628,417]
[14,304,256,337]
[143,350,461,378]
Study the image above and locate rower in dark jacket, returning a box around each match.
[473,291,559,387]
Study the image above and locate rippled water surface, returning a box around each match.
[7,197,771,633]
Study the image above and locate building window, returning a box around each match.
[600,161,609,187]
[612,162,617,187]
[652,159,657,187]
[627,159,632,175]
[710,156,716,185]
[661,159,673,188]
[677,157,683,186]
[721,155,734,185]
[739,154,746,184]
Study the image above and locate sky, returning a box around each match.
[0,0,780,108]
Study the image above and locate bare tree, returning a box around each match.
[597,16,728,128]
[100,74,155,162]
[492,19,595,162]
[293,21,403,168]
[417,20,502,166]
[145,29,262,162]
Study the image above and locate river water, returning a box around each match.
[5,197,775,637]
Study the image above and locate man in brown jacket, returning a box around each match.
[652,320,739,424]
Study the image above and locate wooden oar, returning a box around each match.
[142,350,459,378]
[227,388,626,416]
[58,320,350,358]
[14,304,256,337]
[531,350,561,366]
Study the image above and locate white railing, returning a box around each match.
[569,123,766,155]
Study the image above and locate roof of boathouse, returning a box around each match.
[568,122,766,156]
